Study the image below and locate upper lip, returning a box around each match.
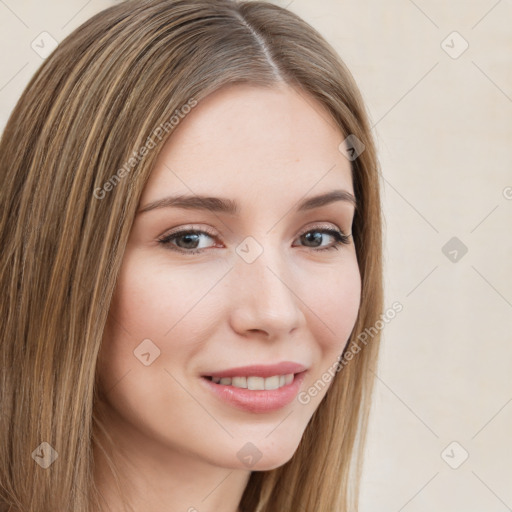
[203,361,308,379]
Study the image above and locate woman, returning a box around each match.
[0,1,383,510]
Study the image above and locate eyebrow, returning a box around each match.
[137,189,357,215]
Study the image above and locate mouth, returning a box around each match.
[200,369,308,413]
[202,372,299,390]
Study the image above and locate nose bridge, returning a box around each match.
[229,237,303,337]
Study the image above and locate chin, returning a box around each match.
[247,450,298,471]
[229,434,302,472]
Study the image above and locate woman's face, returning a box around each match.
[97,83,361,471]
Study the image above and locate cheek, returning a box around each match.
[97,253,224,382]
[106,252,202,338]
[307,259,361,357]
[96,254,167,391]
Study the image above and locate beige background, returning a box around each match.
[1,0,511,510]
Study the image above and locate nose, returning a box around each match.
[228,244,306,340]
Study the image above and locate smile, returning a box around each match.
[200,370,307,413]
[205,374,295,390]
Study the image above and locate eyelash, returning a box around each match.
[157,225,351,255]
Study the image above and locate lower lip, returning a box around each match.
[200,371,307,413]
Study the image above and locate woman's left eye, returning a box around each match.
[157,226,351,255]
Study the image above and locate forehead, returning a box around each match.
[140,83,353,205]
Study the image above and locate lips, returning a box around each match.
[200,367,307,413]
[202,361,308,379]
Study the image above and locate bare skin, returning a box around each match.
[94,82,361,512]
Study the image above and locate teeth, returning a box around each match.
[232,376,247,388]
[264,376,280,390]
[247,376,264,390]
[209,374,295,390]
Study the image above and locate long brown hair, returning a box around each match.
[0,1,383,510]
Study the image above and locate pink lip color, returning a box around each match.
[200,370,307,413]
[203,361,308,379]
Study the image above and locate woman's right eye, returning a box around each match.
[157,229,217,255]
